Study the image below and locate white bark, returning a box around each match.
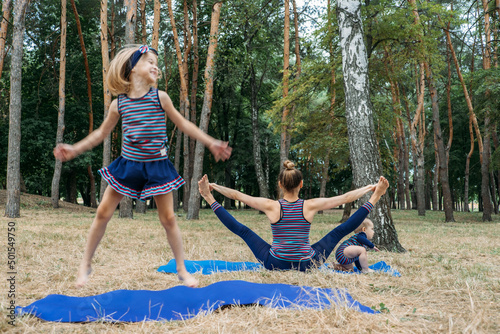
[337,0,403,251]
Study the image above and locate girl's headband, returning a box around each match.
[124,45,158,78]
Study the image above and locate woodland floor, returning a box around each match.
[0,190,499,333]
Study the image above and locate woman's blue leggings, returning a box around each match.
[209,201,373,271]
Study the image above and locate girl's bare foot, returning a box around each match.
[361,268,375,274]
[177,270,199,288]
[75,264,92,288]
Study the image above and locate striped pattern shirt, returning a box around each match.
[270,199,316,261]
[119,88,168,161]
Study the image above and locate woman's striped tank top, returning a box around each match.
[269,199,316,261]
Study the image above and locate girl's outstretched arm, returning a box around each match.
[53,100,120,162]
[209,181,280,223]
[159,91,232,161]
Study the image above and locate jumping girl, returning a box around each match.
[197,161,389,271]
[54,45,231,288]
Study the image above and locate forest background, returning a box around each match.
[1,0,499,226]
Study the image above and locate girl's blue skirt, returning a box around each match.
[98,156,185,200]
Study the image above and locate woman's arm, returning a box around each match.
[53,100,120,161]
[159,91,231,161]
[304,184,375,217]
[210,183,280,222]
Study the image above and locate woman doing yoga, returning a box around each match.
[198,160,389,271]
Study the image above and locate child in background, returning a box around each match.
[334,219,379,273]
[54,45,231,288]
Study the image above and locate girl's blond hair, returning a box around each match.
[107,45,160,96]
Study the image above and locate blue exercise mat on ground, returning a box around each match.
[15,280,376,322]
[158,259,400,277]
[321,261,401,277]
[157,259,263,275]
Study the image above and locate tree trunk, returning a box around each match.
[189,0,199,183]
[167,0,191,211]
[280,0,290,169]
[432,139,438,211]
[480,0,493,221]
[140,0,146,44]
[426,63,454,221]
[136,200,147,213]
[119,0,138,219]
[410,63,426,216]
[181,0,192,212]
[464,115,474,212]
[5,0,29,218]
[100,0,112,202]
[187,2,222,220]
[250,64,270,199]
[51,0,67,209]
[384,47,405,210]
[151,0,160,50]
[0,0,12,81]
[337,0,404,252]
[444,22,484,215]
[71,0,97,208]
[124,0,137,44]
[401,91,412,210]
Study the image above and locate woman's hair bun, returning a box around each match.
[283,160,295,170]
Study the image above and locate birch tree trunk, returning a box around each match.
[51,0,67,209]
[250,64,270,198]
[337,0,404,251]
[120,0,137,218]
[0,0,12,81]
[100,0,112,202]
[426,63,454,221]
[5,0,29,218]
[280,0,290,169]
[186,2,222,220]
[71,0,97,208]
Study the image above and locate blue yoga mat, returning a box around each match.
[157,259,263,275]
[15,280,376,322]
[158,260,400,277]
[321,261,401,277]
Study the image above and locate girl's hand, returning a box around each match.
[208,140,232,161]
[372,246,380,252]
[53,144,77,162]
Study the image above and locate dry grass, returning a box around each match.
[1,191,499,333]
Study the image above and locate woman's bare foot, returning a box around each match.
[198,175,216,205]
[177,270,199,288]
[75,264,92,288]
[368,176,390,205]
